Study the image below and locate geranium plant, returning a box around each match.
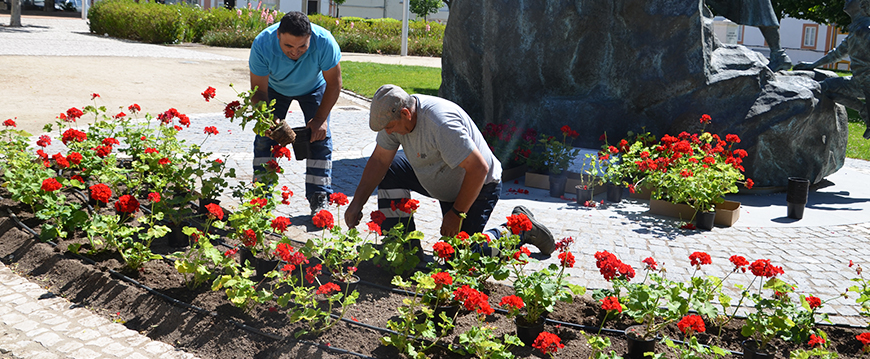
[536,125,580,175]
[639,114,754,213]
[481,120,536,169]
[203,84,277,137]
[374,198,425,274]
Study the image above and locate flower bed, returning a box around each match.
[3,96,870,358]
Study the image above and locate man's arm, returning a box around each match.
[345,144,398,228]
[440,148,489,237]
[795,40,849,70]
[308,63,342,142]
[250,72,270,106]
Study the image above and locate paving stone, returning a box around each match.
[69,347,102,359]
[55,340,85,353]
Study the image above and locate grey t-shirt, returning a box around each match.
[376,94,502,201]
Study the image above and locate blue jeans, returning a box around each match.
[377,152,501,237]
[252,84,332,201]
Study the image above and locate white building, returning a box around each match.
[714,16,850,71]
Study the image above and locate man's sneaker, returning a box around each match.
[309,192,329,216]
[512,205,555,255]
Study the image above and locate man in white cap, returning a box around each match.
[344,84,555,255]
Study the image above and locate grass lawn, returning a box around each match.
[340,62,870,161]
[340,61,441,98]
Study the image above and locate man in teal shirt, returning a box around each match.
[249,11,342,214]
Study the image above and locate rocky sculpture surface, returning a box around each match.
[440,0,847,187]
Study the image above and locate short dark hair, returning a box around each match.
[277,11,311,37]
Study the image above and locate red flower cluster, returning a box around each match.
[699,114,712,124]
[61,128,87,145]
[148,192,160,203]
[158,158,171,165]
[281,186,293,205]
[391,198,419,214]
[370,210,386,225]
[555,236,574,253]
[453,285,493,315]
[41,178,63,192]
[678,314,706,335]
[505,213,532,234]
[274,243,308,268]
[433,241,455,260]
[305,264,322,284]
[266,160,282,173]
[600,296,621,312]
[498,295,524,311]
[560,125,579,138]
[52,153,69,168]
[595,250,635,281]
[144,148,159,154]
[329,192,348,206]
[37,135,51,147]
[67,152,82,165]
[113,112,126,119]
[250,197,268,208]
[729,255,749,272]
[366,222,381,235]
[857,332,870,348]
[316,282,341,295]
[128,104,141,113]
[224,248,238,257]
[312,210,334,229]
[3,119,15,127]
[642,257,658,271]
[512,246,531,265]
[808,334,825,347]
[205,203,223,219]
[224,101,241,118]
[89,183,112,203]
[806,295,822,310]
[66,107,84,121]
[201,86,216,102]
[71,175,84,183]
[242,229,258,247]
[532,332,564,355]
[431,271,453,288]
[102,137,119,147]
[271,145,292,159]
[204,126,219,135]
[271,216,291,232]
[94,146,113,158]
[114,194,140,214]
[558,251,575,268]
[689,251,712,267]
[749,259,784,278]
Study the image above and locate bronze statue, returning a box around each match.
[706,0,793,71]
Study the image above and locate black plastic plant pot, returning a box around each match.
[786,177,809,204]
[291,126,310,161]
[514,316,546,346]
[624,325,656,358]
[695,211,715,231]
[606,183,623,203]
[576,185,594,204]
[548,174,568,198]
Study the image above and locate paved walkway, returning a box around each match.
[3,14,870,359]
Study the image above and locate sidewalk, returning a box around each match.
[3,14,870,359]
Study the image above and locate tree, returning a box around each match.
[10,0,21,27]
[771,0,850,29]
[410,0,443,21]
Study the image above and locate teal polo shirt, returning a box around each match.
[249,23,341,97]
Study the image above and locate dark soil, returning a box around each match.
[0,190,867,359]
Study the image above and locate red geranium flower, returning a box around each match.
[506,213,532,234]
[558,251,575,268]
[677,314,706,335]
[453,285,493,315]
[67,152,82,165]
[397,198,419,214]
[3,119,16,127]
[745,178,755,189]
[128,104,141,113]
[305,264,322,284]
[224,248,238,257]
[689,252,712,266]
[204,126,219,135]
[512,246,531,264]
[856,332,870,349]
[90,93,100,100]
[749,259,784,278]
[271,145,292,159]
[316,282,341,295]
[37,135,51,147]
[224,101,241,118]
[66,107,84,121]
[41,178,63,192]
[147,192,160,203]
[600,296,621,312]
[250,197,268,208]
[366,222,382,235]
[71,175,84,183]
[89,183,112,203]
[94,146,112,158]
[158,158,171,165]
[312,210,334,229]
[499,295,524,311]
[205,203,223,220]
[329,192,348,206]
[370,210,386,225]
[201,86,216,102]
[52,153,69,168]
[242,229,258,247]
[432,241,455,260]
[699,114,712,124]
[102,137,119,147]
[532,332,564,355]
[806,295,822,310]
[431,271,453,288]
[271,216,291,233]
[144,148,159,154]
[61,128,87,144]
[274,242,295,262]
[114,194,140,214]
[642,257,658,271]
[808,334,825,347]
[729,255,749,272]
[726,134,741,143]
[113,112,126,119]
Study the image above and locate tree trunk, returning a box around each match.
[10,0,21,27]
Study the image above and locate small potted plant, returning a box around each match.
[537,125,581,197]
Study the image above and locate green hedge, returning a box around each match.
[88,0,444,56]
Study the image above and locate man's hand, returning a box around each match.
[345,200,364,229]
[308,118,328,142]
[793,62,816,71]
[440,211,462,237]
